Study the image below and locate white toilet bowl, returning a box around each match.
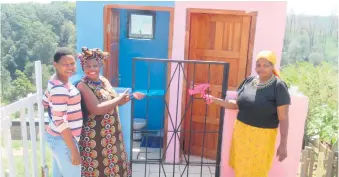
[133,118,146,140]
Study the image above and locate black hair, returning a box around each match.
[53,47,73,63]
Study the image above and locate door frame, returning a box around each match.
[180,8,257,159]
[103,4,174,159]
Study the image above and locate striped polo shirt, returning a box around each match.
[42,77,83,142]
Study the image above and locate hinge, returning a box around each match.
[107,24,110,32]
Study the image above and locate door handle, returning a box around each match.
[189,81,194,89]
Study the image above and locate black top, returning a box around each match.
[236,76,291,128]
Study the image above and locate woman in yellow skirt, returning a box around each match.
[207,50,290,177]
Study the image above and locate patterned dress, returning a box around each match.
[79,76,131,177]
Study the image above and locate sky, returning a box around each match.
[0,0,338,16]
[286,0,338,16]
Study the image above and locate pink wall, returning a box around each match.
[221,92,309,177]
[166,1,288,162]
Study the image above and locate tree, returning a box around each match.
[27,63,54,90]
[59,21,76,49]
[0,65,13,104]
[308,52,324,66]
[9,70,36,102]
[307,105,338,145]
[1,12,12,37]
[282,34,311,65]
[282,14,338,67]
[27,21,59,64]
[1,2,76,104]
[281,62,338,147]
[2,54,17,78]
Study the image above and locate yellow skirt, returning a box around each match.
[229,120,278,177]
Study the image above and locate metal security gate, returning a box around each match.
[130,58,230,177]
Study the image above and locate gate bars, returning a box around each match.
[130,57,230,177]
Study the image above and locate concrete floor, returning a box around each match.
[132,141,216,177]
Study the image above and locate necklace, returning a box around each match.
[84,76,116,100]
[251,75,276,90]
[84,77,104,91]
[85,77,102,86]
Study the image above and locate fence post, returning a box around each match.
[3,117,15,177]
[316,152,326,177]
[27,100,39,177]
[34,61,48,176]
[307,148,315,177]
[0,118,5,177]
[325,146,336,177]
[300,149,308,177]
[334,157,338,177]
[19,106,31,177]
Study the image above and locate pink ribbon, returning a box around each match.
[188,84,212,104]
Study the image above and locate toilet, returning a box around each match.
[133,118,146,140]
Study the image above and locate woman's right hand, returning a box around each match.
[71,149,81,165]
[117,88,130,103]
[119,88,130,98]
[204,95,238,109]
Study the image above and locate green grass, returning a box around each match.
[1,139,52,176]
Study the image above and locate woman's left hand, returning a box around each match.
[133,92,145,100]
[276,143,287,162]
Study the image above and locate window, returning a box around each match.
[127,10,156,39]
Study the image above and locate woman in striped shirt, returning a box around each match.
[42,47,83,177]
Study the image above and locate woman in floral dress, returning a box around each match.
[76,47,144,177]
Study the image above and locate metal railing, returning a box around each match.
[0,61,48,177]
[130,57,230,177]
